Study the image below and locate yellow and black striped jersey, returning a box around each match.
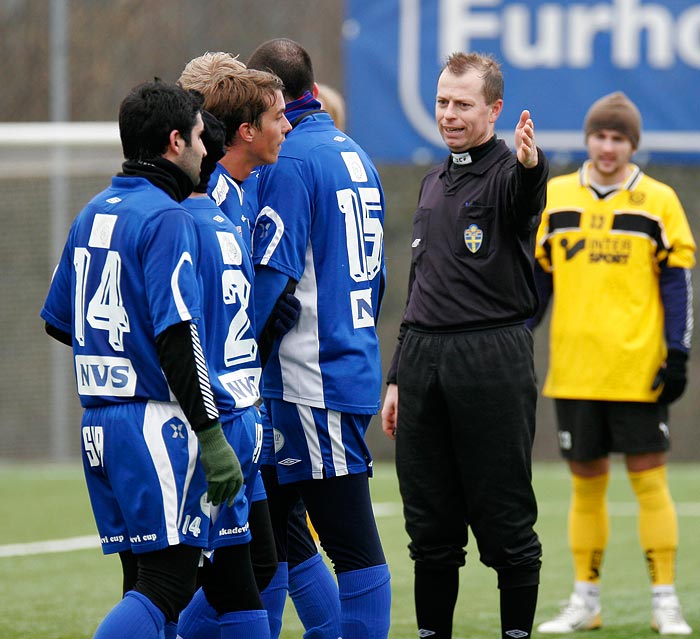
[535,161,696,401]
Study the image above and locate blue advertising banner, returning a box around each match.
[344,0,700,164]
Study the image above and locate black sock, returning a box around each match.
[414,562,459,638]
[500,583,538,639]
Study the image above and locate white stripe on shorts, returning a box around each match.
[328,410,348,476]
[297,404,324,479]
[143,402,194,545]
[182,417,199,524]
[297,405,348,479]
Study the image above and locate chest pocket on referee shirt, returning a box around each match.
[411,208,430,262]
[453,203,494,260]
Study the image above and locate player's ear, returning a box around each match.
[238,122,255,143]
[312,82,319,98]
[168,130,183,155]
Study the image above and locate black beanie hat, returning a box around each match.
[193,110,227,193]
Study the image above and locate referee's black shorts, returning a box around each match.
[395,322,541,588]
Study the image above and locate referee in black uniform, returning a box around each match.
[381,52,548,639]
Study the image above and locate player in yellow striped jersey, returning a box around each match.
[530,92,695,636]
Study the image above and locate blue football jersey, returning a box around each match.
[241,169,261,246]
[207,163,254,253]
[181,196,261,412]
[252,113,385,415]
[41,176,202,407]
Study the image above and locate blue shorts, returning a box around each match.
[259,401,276,467]
[210,406,264,548]
[250,406,267,503]
[81,401,211,556]
[251,470,267,502]
[266,399,373,484]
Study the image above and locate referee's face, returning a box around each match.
[435,68,501,153]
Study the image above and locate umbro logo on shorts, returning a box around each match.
[505,630,529,638]
[418,630,435,637]
[278,458,302,466]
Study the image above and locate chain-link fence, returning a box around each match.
[2,0,699,461]
[0,0,345,122]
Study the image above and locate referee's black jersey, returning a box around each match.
[403,139,548,329]
[387,139,548,383]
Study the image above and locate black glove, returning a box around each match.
[654,349,688,405]
[271,293,301,336]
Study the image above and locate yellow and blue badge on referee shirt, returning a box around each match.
[464,223,483,253]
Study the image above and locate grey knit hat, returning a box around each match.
[584,91,642,149]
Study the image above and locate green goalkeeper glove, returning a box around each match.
[196,423,243,506]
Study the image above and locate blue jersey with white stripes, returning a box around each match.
[207,163,254,254]
[252,112,385,415]
[241,169,261,247]
[41,176,201,408]
[181,196,261,412]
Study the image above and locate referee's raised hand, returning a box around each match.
[515,109,538,169]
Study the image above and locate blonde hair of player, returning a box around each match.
[316,83,346,131]
[178,51,246,92]
[179,52,282,145]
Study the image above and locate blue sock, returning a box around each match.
[261,562,289,639]
[176,587,218,639]
[163,621,177,639]
[289,553,341,639]
[93,590,165,639]
[338,564,391,639]
[220,609,270,639]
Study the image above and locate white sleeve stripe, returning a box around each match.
[255,207,285,266]
[189,323,219,420]
[171,252,194,321]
